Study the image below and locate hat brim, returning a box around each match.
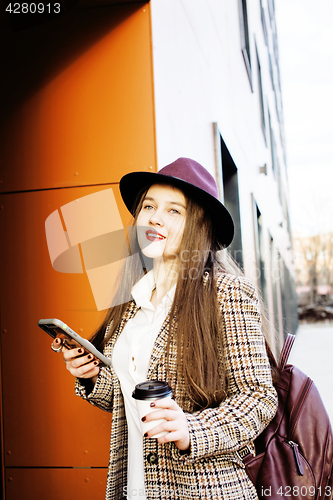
[119,171,234,248]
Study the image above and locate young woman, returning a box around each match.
[62,157,278,500]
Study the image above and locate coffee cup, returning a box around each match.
[132,380,173,438]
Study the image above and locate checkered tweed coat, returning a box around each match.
[76,273,278,499]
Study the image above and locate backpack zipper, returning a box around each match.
[289,377,312,436]
[288,441,304,476]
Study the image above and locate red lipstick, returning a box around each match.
[145,230,166,242]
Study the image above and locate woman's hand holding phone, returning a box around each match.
[56,338,100,384]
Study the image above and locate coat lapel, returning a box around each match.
[107,300,139,354]
[147,312,174,378]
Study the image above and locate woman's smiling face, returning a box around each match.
[136,184,187,261]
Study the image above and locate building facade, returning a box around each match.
[150,0,297,348]
[0,1,297,498]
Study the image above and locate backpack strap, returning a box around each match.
[278,333,296,370]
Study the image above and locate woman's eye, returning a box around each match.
[170,209,180,214]
[143,204,154,210]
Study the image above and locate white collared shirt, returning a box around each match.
[112,270,176,500]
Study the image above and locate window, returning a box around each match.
[278,255,298,336]
[220,136,244,269]
[259,0,268,45]
[267,0,275,26]
[268,110,285,216]
[270,236,281,335]
[268,51,274,90]
[214,125,243,269]
[256,45,266,139]
[253,199,267,303]
[238,0,252,88]
[268,109,276,175]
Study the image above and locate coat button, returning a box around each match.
[147,452,158,465]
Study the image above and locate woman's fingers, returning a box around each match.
[144,418,183,436]
[142,398,182,422]
[145,418,190,450]
[62,346,83,362]
[51,338,100,381]
[70,360,100,379]
[142,399,190,451]
[62,347,100,379]
[143,408,177,423]
[51,337,65,353]
[67,351,93,367]
[150,398,179,411]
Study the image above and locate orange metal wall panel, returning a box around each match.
[0,2,155,193]
[0,186,128,467]
[5,468,108,500]
[0,2,156,496]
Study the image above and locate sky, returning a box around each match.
[275,0,333,236]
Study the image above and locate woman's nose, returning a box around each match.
[149,209,163,226]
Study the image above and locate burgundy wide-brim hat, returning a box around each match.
[119,157,234,248]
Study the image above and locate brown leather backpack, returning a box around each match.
[243,334,333,500]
